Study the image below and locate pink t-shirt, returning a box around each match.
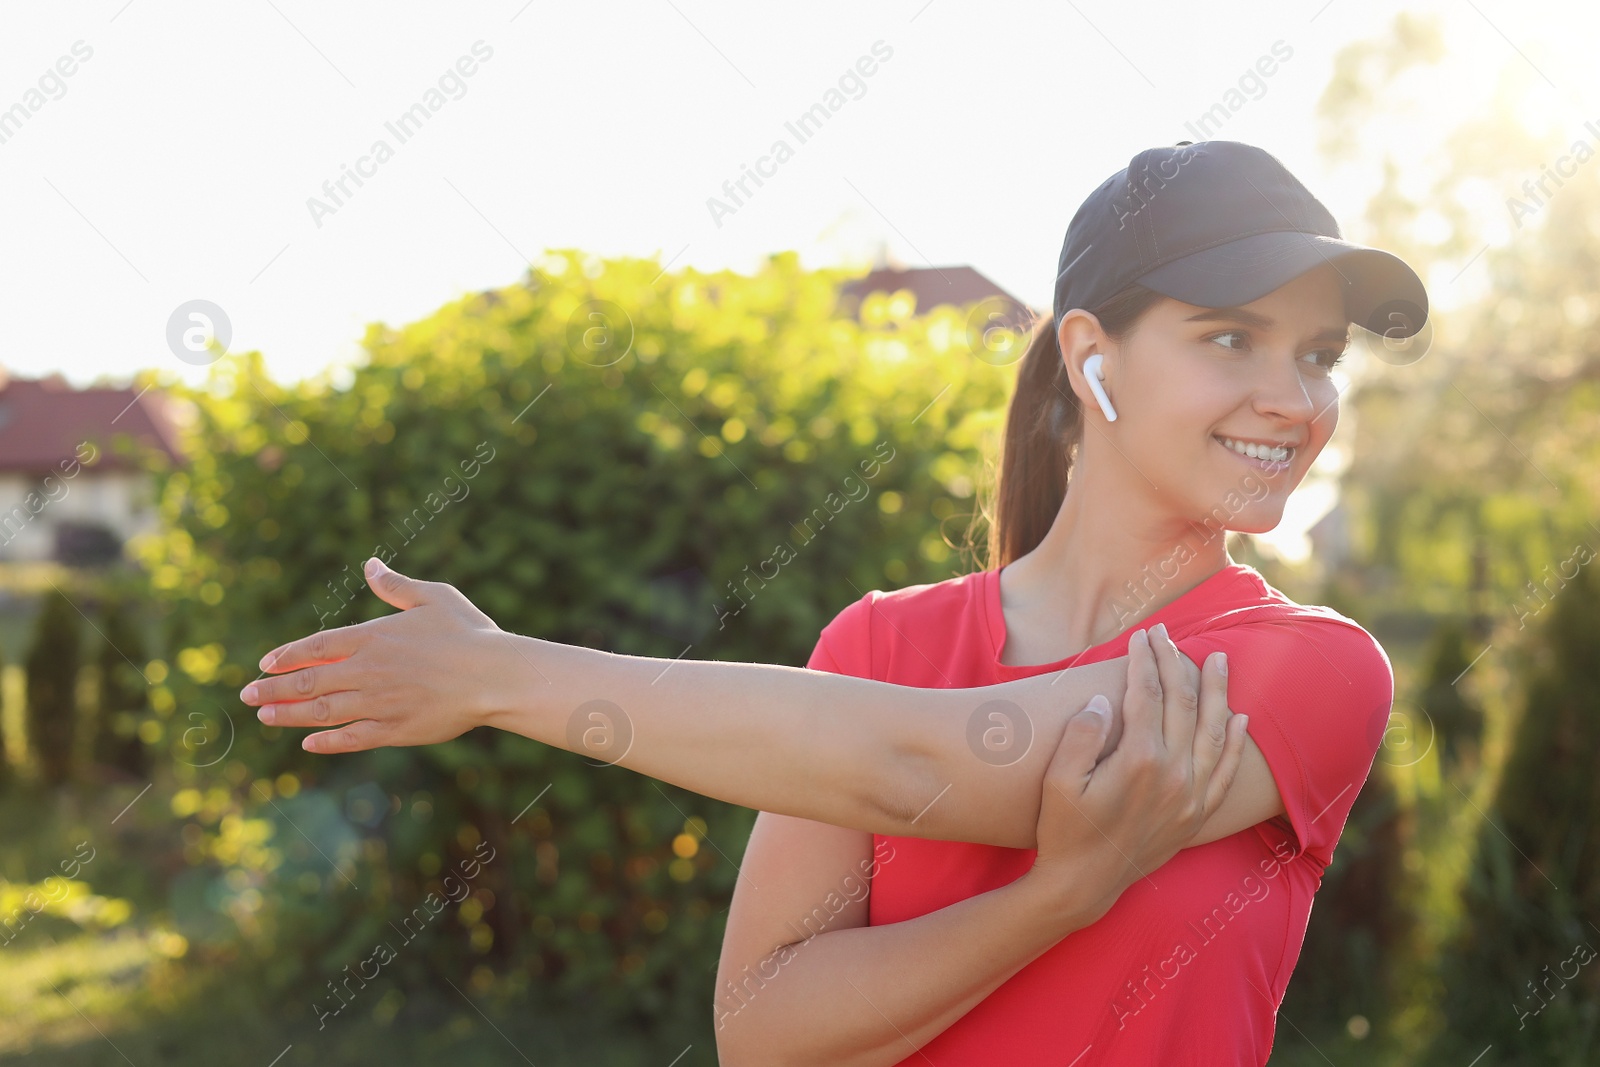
[805,562,1394,1066]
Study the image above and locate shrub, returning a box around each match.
[131,251,1017,1032]
[25,588,83,787]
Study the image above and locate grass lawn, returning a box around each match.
[0,929,710,1066]
[0,926,1400,1066]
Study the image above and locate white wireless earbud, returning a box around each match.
[1083,352,1118,422]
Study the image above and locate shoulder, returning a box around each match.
[1197,567,1393,690]
[1177,570,1396,743]
[1173,574,1395,866]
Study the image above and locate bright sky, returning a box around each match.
[2,0,1591,559]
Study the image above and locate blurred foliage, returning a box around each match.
[1433,564,1600,1064]
[24,588,80,788]
[112,249,1017,1033]
[1258,10,1600,1065]
[0,873,132,943]
[91,597,150,778]
[1278,768,1414,1034]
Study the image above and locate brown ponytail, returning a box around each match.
[980,285,1164,570]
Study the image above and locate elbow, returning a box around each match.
[715,996,768,1067]
[714,1011,804,1067]
[713,955,864,1067]
[713,965,790,1067]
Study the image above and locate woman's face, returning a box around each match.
[1088,264,1349,534]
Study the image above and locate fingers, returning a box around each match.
[1147,623,1199,754]
[1046,695,1115,794]
[240,661,356,709]
[303,718,386,754]
[1188,651,1232,787]
[1121,629,1162,751]
[1201,711,1250,816]
[256,557,449,671]
[258,623,365,673]
[255,688,366,729]
[363,557,443,612]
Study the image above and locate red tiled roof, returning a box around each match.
[838,265,1038,328]
[0,373,184,474]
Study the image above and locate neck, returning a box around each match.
[1001,456,1232,656]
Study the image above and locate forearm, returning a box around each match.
[715,868,1102,1067]
[484,633,1128,847]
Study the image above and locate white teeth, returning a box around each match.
[1218,436,1293,464]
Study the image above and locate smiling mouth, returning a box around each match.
[1213,435,1295,471]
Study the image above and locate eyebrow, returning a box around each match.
[1185,307,1350,346]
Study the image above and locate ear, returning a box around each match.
[1057,309,1111,415]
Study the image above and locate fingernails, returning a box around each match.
[1086,693,1110,716]
[365,557,385,578]
[1217,652,1228,676]
[259,651,278,671]
[241,683,260,703]
[1132,629,1150,648]
[1152,622,1168,641]
[257,706,274,725]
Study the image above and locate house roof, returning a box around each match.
[837,264,1038,328]
[0,372,184,474]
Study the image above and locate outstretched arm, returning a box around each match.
[480,618,1278,850]
[242,559,1283,849]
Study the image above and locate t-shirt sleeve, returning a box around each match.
[807,593,877,680]
[1173,616,1395,869]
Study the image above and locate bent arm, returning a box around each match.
[717,853,1103,1067]
[487,632,1283,849]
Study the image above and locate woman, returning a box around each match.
[241,140,1426,1064]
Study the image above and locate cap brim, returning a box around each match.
[1134,231,1429,338]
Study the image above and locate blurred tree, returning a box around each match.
[0,639,7,792]
[1278,767,1414,1036]
[92,597,149,778]
[1416,618,1486,776]
[25,588,83,787]
[1431,561,1600,1064]
[1283,11,1600,1057]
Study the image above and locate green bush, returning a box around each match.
[131,251,1016,1031]
[1430,562,1600,1064]
[25,588,82,787]
[92,597,150,778]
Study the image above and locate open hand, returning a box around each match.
[239,558,511,753]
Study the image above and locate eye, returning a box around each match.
[1203,331,1344,374]
[1300,347,1347,372]
[1206,329,1249,351]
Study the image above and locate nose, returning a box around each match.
[1251,353,1323,427]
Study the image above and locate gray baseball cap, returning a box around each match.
[1053,140,1428,340]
